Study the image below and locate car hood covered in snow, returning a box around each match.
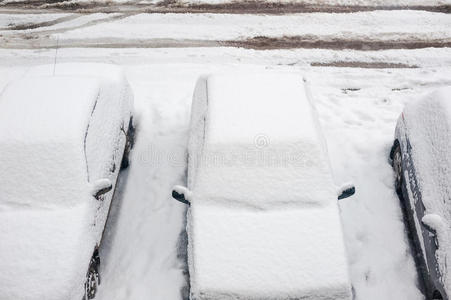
[0,203,95,300]
[402,87,451,292]
[188,202,351,300]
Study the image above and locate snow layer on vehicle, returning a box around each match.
[0,77,98,208]
[192,73,336,209]
[0,203,95,300]
[0,63,133,208]
[403,87,451,292]
[188,203,351,300]
[0,63,133,300]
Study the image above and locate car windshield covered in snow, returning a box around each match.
[0,77,100,208]
[189,73,337,209]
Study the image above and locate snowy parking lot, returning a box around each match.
[1,4,451,300]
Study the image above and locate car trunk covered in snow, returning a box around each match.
[187,73,352,299]
[402,87,451,293]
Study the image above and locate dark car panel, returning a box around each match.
[393,132,447,300]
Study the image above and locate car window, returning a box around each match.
[85,90,123,183]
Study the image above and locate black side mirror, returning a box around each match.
[421,214,443,235]
[421,214,443,249]
[172,185,191,206]
[338,185,356,200]
[422,221,437,235]
[92,179,113,200]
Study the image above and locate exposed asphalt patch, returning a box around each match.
[0,1,450,14]
[226,36,451,50]
[311,61,419,68]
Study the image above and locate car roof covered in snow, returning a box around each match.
[191,73,336,208]
[205,73,323,148]
[0,76,100,145]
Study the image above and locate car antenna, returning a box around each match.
[53,35,59,76]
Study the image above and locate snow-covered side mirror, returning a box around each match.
[337,183,356,200]
[172,185,191,206]
[421,214,444,235]
[92,179,113,200]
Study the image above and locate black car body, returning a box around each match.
[390,88,451,300]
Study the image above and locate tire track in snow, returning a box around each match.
[0,2,450,14]
[3,12,139,36]
[1,13,80,31]
[1,36,450,51]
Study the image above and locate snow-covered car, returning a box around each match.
[172,73,355,300]
[0,64,134,300]
[390,87,451,300]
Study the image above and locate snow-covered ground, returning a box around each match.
[1,0,450,6]
[2,11,450,49]
[1,46,450,299]
[1,5,451,299]
[55,11,451,40]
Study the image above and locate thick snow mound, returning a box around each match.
[192,73,336,209]
[403,87,451,293]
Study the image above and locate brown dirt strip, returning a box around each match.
[0,1,450,14]
[226,36,451,50]
[310,61,419,68]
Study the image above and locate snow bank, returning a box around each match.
[403,87,451,293]
[192,73,336,209]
